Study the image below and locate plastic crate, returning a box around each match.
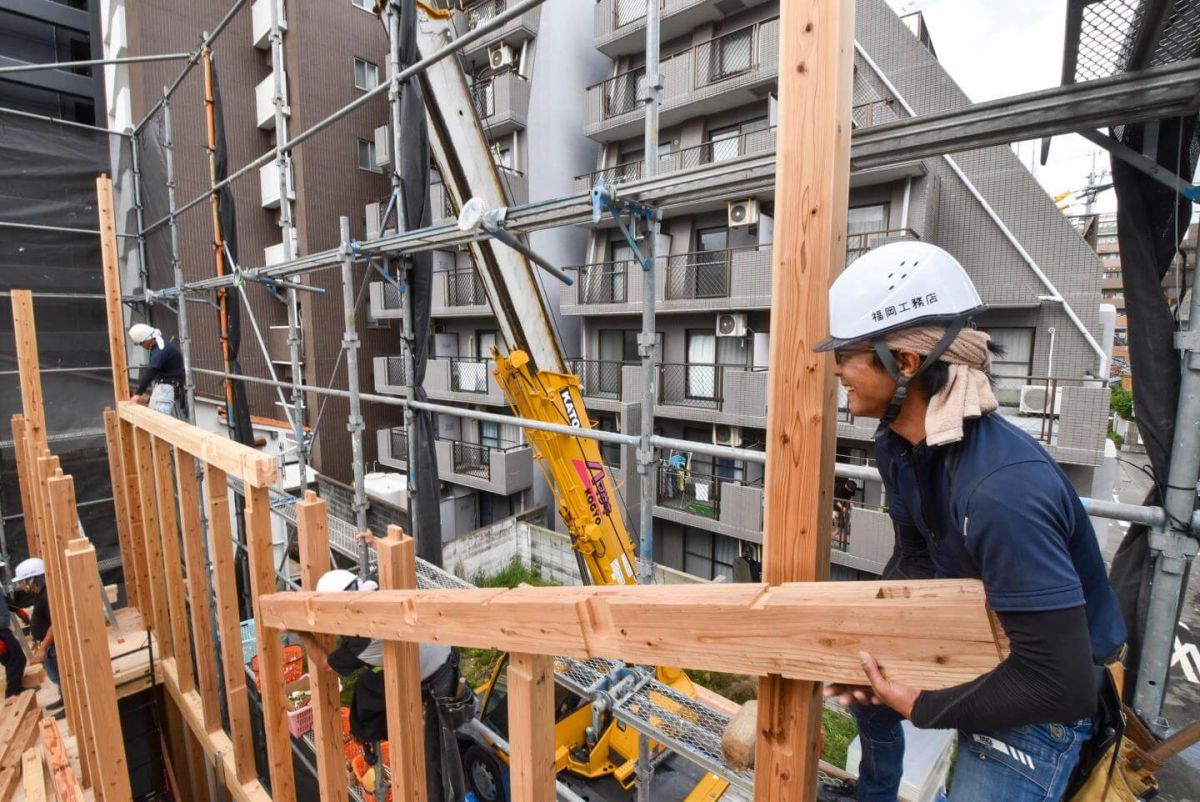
[351,745,392,802]
[240,619,257,664]
[250,644,305,690]
[285,675,314,738]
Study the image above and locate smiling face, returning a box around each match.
[833,346,923,418]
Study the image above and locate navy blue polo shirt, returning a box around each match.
[149,340,185,378]
[875,413,1126,662]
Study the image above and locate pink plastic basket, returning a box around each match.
[284,674,314,738]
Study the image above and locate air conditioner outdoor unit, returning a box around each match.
[374,124,391,167]
[716,312,748,338]
[713,424,742,448]
[488,42,515,71]
[727,198,759,229]
[1018,384,1063,416]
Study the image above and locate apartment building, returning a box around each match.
[368,0,606,535]
[0,0,105,125]
[564,0,1114,581]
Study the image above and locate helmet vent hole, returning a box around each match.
[900,273,907,279]
[887,272,894,279]
[888,285,895,291]
[914,261,920,266]
[900,261,906,266]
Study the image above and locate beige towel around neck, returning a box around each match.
[883,326,998,446]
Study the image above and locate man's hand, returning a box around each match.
[133,394,150,405]
[299,632,330,670]
[29,648,43,666]
[858,651,920,719]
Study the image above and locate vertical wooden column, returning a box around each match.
[295,492,350,802]
[9,416,39,558]
[507,652,556,802]
[118,421,151,617]
[174,451,222,732]
[201,465,256,782]
[63,535,133,802]
[97,175,129,403]
[24,427,51,560]
[150,439,195,693]
[103,409,140,610]
[243,486,296,802]
[375,526,427,802]
[754,1,855,800]
[12,291,48,453]
[131,429,172,656]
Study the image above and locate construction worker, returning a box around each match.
[14,558,61,710]
[0,561,26,698]
[127,323,186,417]
[304,566,469,802]
[815,242,1126,801]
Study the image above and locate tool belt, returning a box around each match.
[1066,659,1159,801]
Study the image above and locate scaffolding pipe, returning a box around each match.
[269,0,308,494]
[141,0,551,235]
[0,52,191,75]
[339,217,370,574]
[1133,261,1200,727]
[0,220,137,238]
[128,119,150,322]
[162,95,198,422]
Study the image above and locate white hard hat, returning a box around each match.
[316,569,364,593]
[128,323,154,343]
[14,557,45,583]
[815,241,984,352]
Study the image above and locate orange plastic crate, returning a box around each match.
[250,644,305,690]
[351,745,392,802]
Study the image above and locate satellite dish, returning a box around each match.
[457,197,489,233]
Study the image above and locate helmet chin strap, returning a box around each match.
[872,317,968,433]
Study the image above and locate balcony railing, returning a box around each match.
[831,498,887,552]
[449,357,491,393]
[851,99,898,128]
[846,227,921,263]
[605,0,665,32]
[470,72,529,124]
[573,261,633,304]
[375,281,402,312]
[572,359,625,399]
[664,248,738,300]
[445,269,488,307]
[449,438,525,482]
[657,460,758,520]
[384,356,408,387]
[658,362,723,409]
[994,374,1095,446]
[461,0,507,29]
[576,127,777,192]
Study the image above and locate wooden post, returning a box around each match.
[201,465,256,782]
[24,426,50,561]
[9,416,38,558]
[103,409,140,610]
[295,492,350,802]
[755,0,855,799]
[375,526,427,802]
[97,175,130,403]
[63,536,134,802]
[151,438,195,693]
[11,291,47,453]
[118,420,152,617]
[507,652,555,802]
[131,429,173,657]
[174,450,222,732]
[243,486,296,802]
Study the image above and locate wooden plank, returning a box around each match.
[150,438,195,693]
[0,692,35,758]
[38,719,84,802]
[375,527,427,802]
[118,403,276,488]
[1,712,39,771]
[294,492,349,802]
[96,175,129,403]
[507,652,555,802]
[242,486,295,802]
[24,431,50,562]
[10,416,39,559]
[174,450,222,733]
[11,291,47,453]
[0,766,18,800]
[62,538,133,802]
[102,409,140,611]
[755,0,856,799]
[258,581,1003,688]
[131,429,173,658]
[22,747,47,802]
[201,466,255,783]
[118,420,152,621]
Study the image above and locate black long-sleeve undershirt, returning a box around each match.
[910,606,1099,731]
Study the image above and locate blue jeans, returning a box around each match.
[852,704,1094,802]
[44,645,59,687]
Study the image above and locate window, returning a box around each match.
[847,203,888,235]
[351,0,373,9]
[706,118,768,163]
[476,330,499,359]
[986,327,1035,385]
[683,529,738,581]
[357,139,381,173]
[711,27,754,82]
[354,57,380,90]
[480,420,501,449]
[598,330,661,364]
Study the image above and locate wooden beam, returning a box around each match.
[103,409,140,611]
[11,291,47,453]
[174,450,222,733]
[201,466,256,783]
[131,430,173,658]
[375,527,427,802]
[151,438,195,693]
[9,416,39,559]
[39,718,85,802]
[118,420,152,620]
[118,403,276,488]
[243,486,295,802]
[22,747,47,802]
[96,174,129,403]
[63,538,133,802]
[24,430,50,561]
[507,652,555,802]
[259,581,1004,687]
[295,492,349,802]
[755,0,856,799]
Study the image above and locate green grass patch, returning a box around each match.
[459,559,558,688]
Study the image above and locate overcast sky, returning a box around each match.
[883,0,1117,215]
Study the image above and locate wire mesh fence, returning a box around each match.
[384,355,408,387]
[572,359,625,399]
[446,268,488,307]
[658,363,722,409]
[664,250,733,300]
[451,440,491,480]
[574,262,631,304]
[449,357,490,393]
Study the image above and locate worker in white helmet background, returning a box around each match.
[0,560,26,698]
[816,242,1126,801]
[303,545,473,802]
[127,323,186,417]
[13,558,61,710]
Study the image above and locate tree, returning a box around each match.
[1111,385,1133,421]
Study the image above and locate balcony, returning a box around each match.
[575,127,776,193]
[259,159,295,209]
[845,227,920,263]
[654,461,764,542]
[562,246,773,315]
[830,500,894,575]
[594,0,774,58]
[254,70,289,130]
[431,269,492,317]
[471,72,530,138]
[584,17,780,142]
[376,426,409,470]
[571,359,626,412]
[615,362,767,425]
[435,437,533,495]
[454,0,540,69]
[425,357,508,406]
[368,281,403,320]
[430,183,456,226]
[372,355,410,395]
